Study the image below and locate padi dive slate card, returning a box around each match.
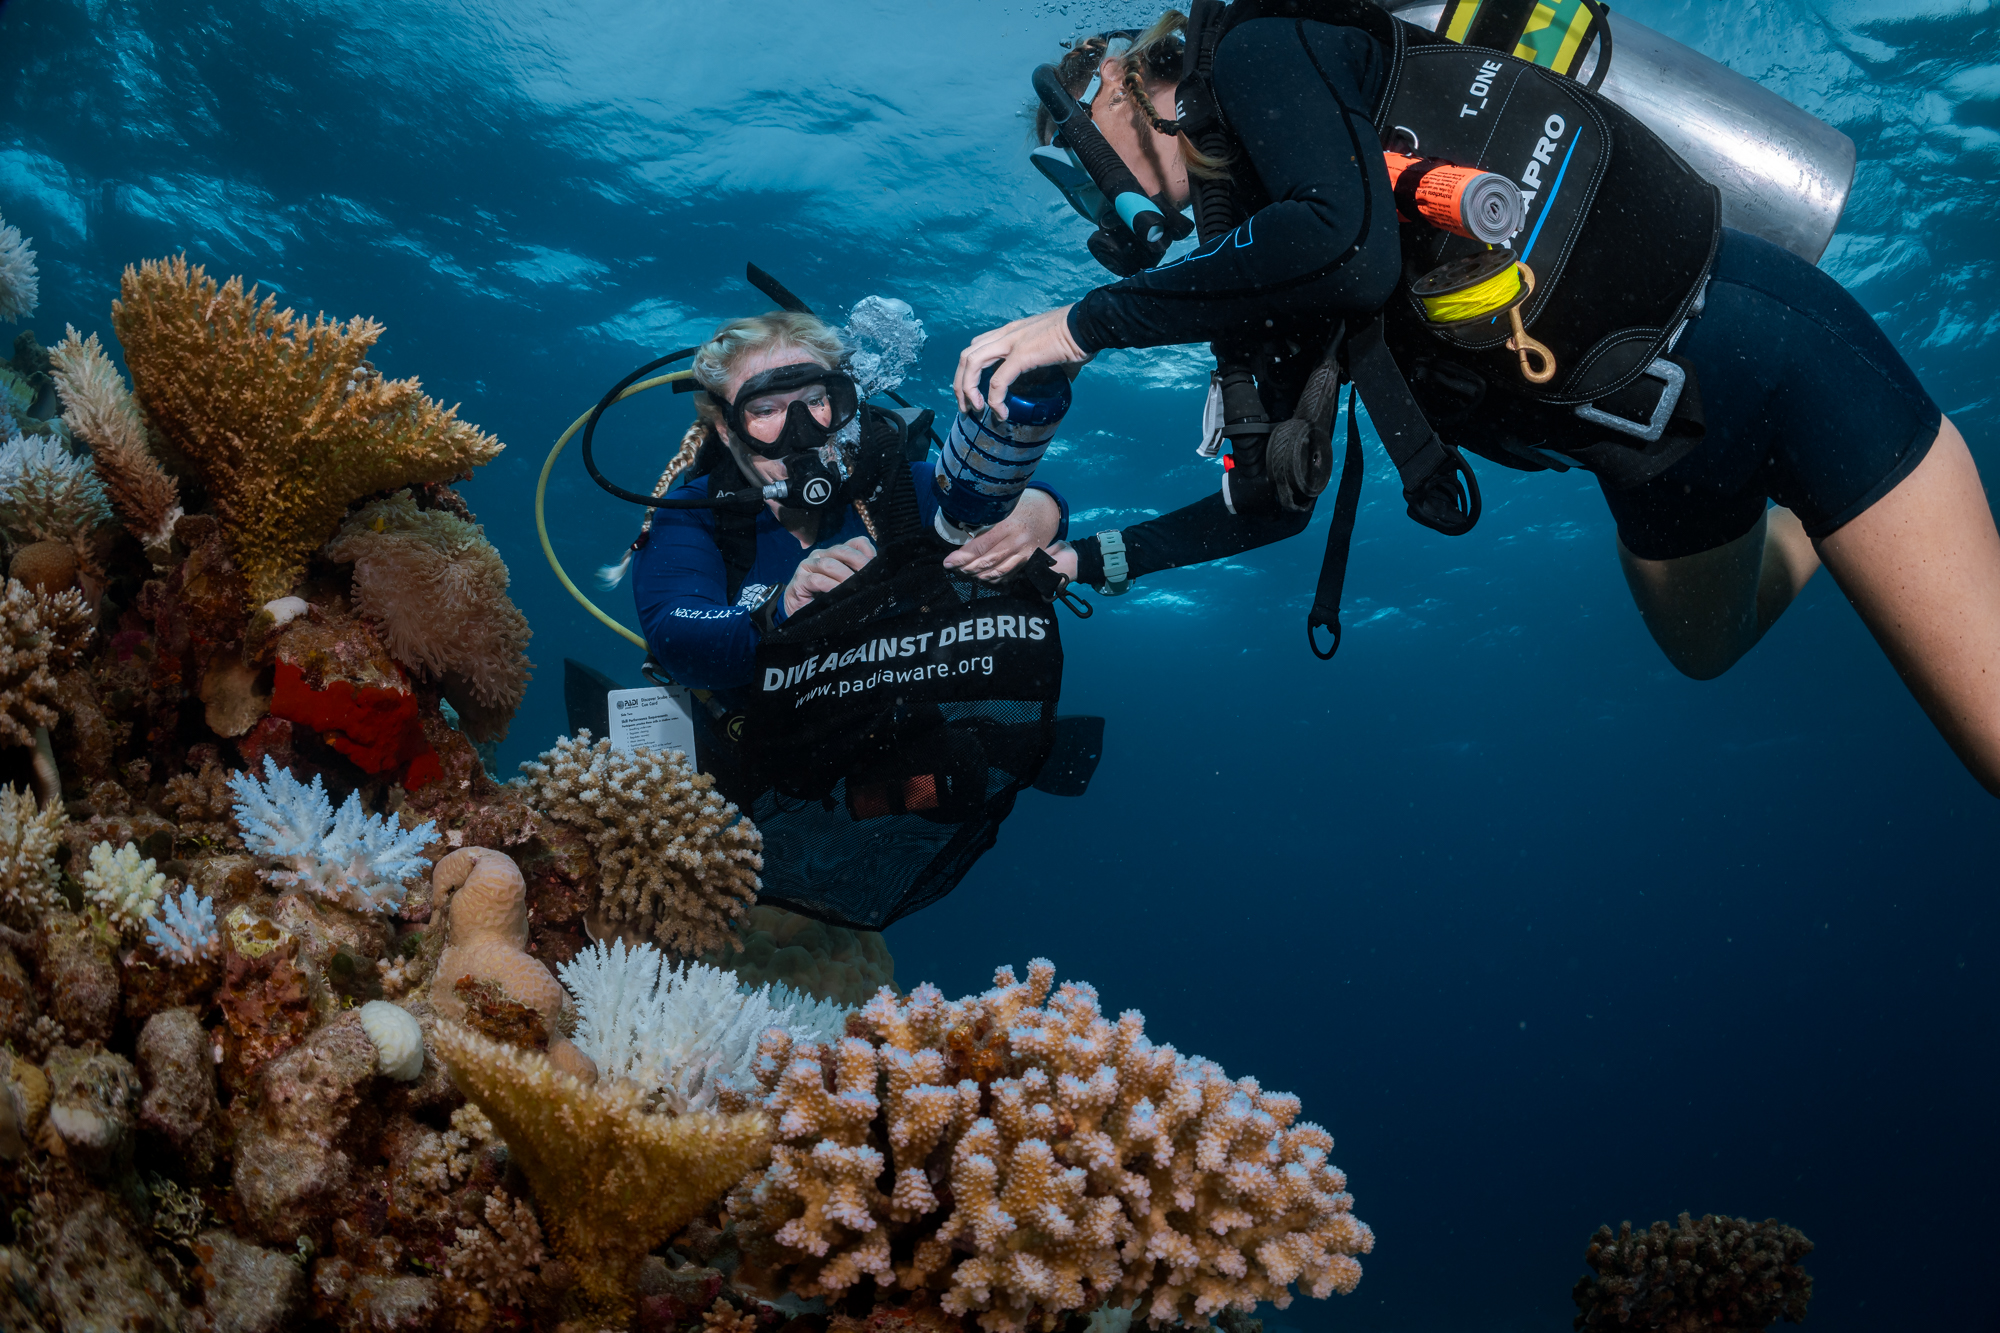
[606,686,699,759]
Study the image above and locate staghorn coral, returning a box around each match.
[0,430,112,575]
[559,939,848,1113]
[0,577,92,750]
[520,732,762,959]
[48,327,181,561]
[0,781,64,928]
[431,1018,772,1325]
[143,885,220,963]
[442,1187,548,1306]
[1573,1214,1814,1333]
[727,960,1373,1332]
[327,490,532,742]
[111,254,504,601]
[0,211,35,324]
[80,839,168,934]
[229,756,436,913]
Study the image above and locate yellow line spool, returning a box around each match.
[1410,250,1558,385]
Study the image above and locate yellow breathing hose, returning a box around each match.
[1418,259,1527,325]
[534,368,696,651]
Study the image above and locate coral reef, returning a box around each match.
[0,578,92,756]
[136,1006,222,1178]
[358,1000,424,1080]
[560,939,848,1112]
[49,326,182,562]
[0,782,64,927]
[521,733,763,959]
[81,839,169,933]
[441,1187,548,1306]
[713,903,897,1006]
[229,756,435,913]
[0,430,112,576]
[326,490,532,742]
[145,885,220,962]
[0,210,36,325]
[727,960,1373,1332]
[431,1018,772,1325]
[111,255,503,601]
[426,846,588,1069]
[1573,1214,1814,1332]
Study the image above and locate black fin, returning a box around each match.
[1033,715,1106,797]
[563,658,625,740]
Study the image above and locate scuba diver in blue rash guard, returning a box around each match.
[954,2,2000,797]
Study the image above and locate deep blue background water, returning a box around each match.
[4,0,1997,1328]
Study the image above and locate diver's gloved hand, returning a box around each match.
[783,536,876,618]
[944,490,1063,583]
[955,306,1090,420]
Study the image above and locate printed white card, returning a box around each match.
[605,686,698,759]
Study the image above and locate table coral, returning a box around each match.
[520,732,763,959]
[1573,1213,1813,1333]
[431,1018,772,1325]
[0,781,64,929]
[48,327,181,563]
[110,255,504,601]
[326,490,533,743]
[727,960,1374,1332]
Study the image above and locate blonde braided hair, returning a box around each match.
[1034,11,1229,180]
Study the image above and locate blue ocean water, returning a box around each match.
[3,0,1996,1327]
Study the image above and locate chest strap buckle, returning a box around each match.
[1574,357,1686,443]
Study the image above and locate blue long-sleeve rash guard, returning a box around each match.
[632,460,1069,690]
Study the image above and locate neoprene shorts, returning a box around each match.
[1598,228,1943,561]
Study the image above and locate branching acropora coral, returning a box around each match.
[0,210,36,324]
[0,781,64,928]
[81,840,168,934]
[726,960,1374,1332]
[144,885,220,963]
[558,939,847,1112]
[49,327,182,562]
[443,1187,548,1306]
[228,756,436,913]
[1573,1213,1814,1333]
[0,430,112,571]
[325,490,532,741]
[0,578,92,749]
[431,1019,772,1325]
[519,733,762,958]
[110,255,505,601]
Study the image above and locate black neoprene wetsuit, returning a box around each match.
[1062,17,1396,588]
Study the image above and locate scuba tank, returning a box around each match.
[932,365,1073,545]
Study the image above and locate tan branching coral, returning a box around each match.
[48,327,182,562]
[705,1298,759,1333]
[520,733,761,959]
[0,781,64,928]
[326,490,531,741]
[110,255,504,601]
[443,1187,549,1306]
[727,960,1374,1333]
[431,1019,772,1325]
[0,578,92,750]
[1574,1213,1814,1333]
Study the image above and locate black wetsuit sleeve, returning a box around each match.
[1071,494,1315,586]
[1066,18,1400,353]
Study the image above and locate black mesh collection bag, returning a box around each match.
[701,489,1064,930]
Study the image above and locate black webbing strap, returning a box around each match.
[1344,314,1481,537]
[1307,385,1369,660]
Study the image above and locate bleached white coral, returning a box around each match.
[227,756,437,913]
[80,840,167,934]
[559,939,847,1113]
[0,782,63,928]
[0,430,112,549]
[841,296,925,400]
[358,1000,425,1080]
[0,212,36,324]
[144,885,220,963]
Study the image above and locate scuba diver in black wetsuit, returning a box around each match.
[954,2,2000,796]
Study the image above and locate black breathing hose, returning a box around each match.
[578,346,762,513]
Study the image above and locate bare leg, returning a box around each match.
[1619,505,1822,680]
[1815,417,2000,794]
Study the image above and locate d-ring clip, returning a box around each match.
[1505,265,1558,386]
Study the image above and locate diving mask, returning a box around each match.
[724,362,860,460]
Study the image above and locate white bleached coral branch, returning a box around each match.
[227,756,436,913]
[0,212,36,324]
[80,840,167,934]
[0,782,64,929]
[558,939,848,1113]
[0,430,112,552]
[144,885,220,963]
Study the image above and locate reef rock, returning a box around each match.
[45,1041,141,1180]
[138,1006,222,1179]
[0,940,38,1046]
[193,1228,307,1333]
[39,1191,182,1332]
[231,1009,381,1245]
[36,910,119,1043]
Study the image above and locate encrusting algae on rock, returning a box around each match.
[0,252,1384,1333]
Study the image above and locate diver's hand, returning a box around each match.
[955,306,1088,420]
[944,490,1062,582]
[782,536,876,617]
[1047,540,1079,582]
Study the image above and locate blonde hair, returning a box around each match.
[598,310,860,589]
[1034,11,1230,180]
